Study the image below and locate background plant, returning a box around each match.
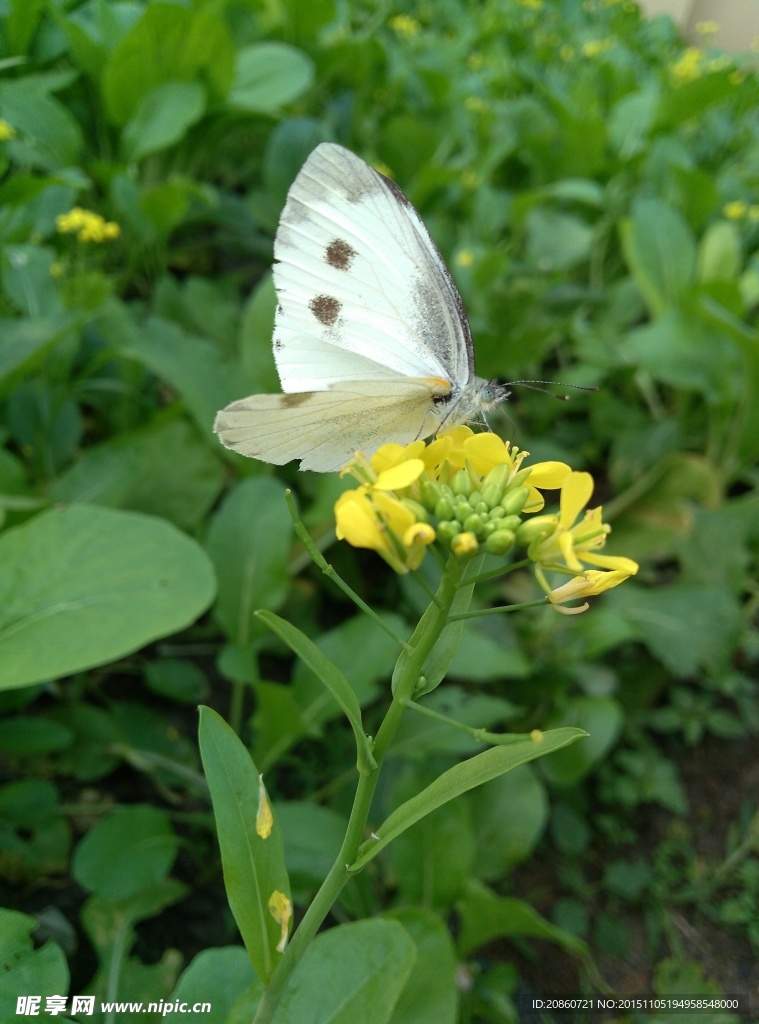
[1,0,757,1022]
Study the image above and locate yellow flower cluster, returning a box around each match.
[723,200,759,222]
[582,38,613,58]
[0,119,17,141]
[388,14,420,37]
[56,207,121,244]
[334,427,638,612]
[670,47,704,83]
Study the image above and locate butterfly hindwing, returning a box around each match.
[214,378,450,472]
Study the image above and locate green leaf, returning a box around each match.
[611,582,742,677]
[525,208,594,272]
[392,686,521,759]
[49,418,225,532]
[271,919,415,1024]
[350,728,586,869]
[72,806,179,899]
[170,947,257,1024]
[384,909,458,1024]
[469,766,548,877]
[116,314,241,442]
[1,244,61,316]
[540,697,623,786]
[122,81,206,161]
[198,706,291,983]
[257,611,376,774]
[0,909,69,1021]
[102,3,234,125]
[456,880,590,960]
[206,478,292,645]
[276,801,347,890]
[0,504,216,691]
[697,221,742,283]
[0,81,83,171]
[229,43,315,113]
[620,198,696,316]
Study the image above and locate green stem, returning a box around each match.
[252,555,465,1024]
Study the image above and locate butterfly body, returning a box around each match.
[215,143,505,472]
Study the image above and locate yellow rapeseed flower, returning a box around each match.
[582,39,612,58]
[0,119,17,141]
[724,200,748,220]
[56,206,121,243]
[695,20,719,35]
[670,48,704,83]
[456,249,475,268]
[389,14,420,37]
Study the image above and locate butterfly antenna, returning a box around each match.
[507,380,599,402]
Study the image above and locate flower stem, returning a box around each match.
[251,555,465,1024]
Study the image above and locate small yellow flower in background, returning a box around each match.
[670,47,704,83]
[256,773,273,839]
[695,20,719,36]
[582,38,612,58]
[56,206,121,243]
[0,119,17,141]
[724,200,748,220]
[705,55,731,74]
[456,249,475,268]
[464,96,488,114]
[389,13,420,36]
[518,0,543,9]
[268,891,292,953]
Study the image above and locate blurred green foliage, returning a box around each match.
[1,0,757,1020]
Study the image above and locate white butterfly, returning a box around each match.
[214,143,507,472]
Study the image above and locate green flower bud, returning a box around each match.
[434,496,455,520]
[473,500,489,516]
[420,480,441,512]
[500,514,522,532]
[501,486,530,515]
[515,516,556,546]
[437,520,460,543]
[451,468,473,498]
[489,506,506,520]
[463,513,485,534]
[403,499,429,522]
[484,529,516,555]
[480,463,511,507]
[454,501,473,524]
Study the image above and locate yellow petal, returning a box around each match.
[462,432,511,473]
[527,461,572,489]
[374,458,425,491]
[560,471,593,527]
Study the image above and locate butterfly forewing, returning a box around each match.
[273,143,475,393]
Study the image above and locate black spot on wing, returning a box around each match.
[309,294,341,327]
[325,238,357,271]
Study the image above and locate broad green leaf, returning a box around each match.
[449,621,531,680]
[229,43,315,113]
[611,582,742,677]
[469,766,549,877]
[0,505,216,691]
[697,221,742,283]
[350,728,586,869]
[7,0,46,54]
[117,315,241,441]
[1,245,61,316]
[276,801,347,890]
[620,198,696,316]
[385,909,458,1024]
[388,768,475,908]
[608,88,657,159]
[0,716,72,755]
[0,909,69,1021]
[49,418,225,531]
[102,3,233,125]
[525,208,594,272]
[0,81,83,170]
[257,611,376,774]
[456,880,590,960]
[206,478,292,645]
[198,706,290,983]
[122,81,206,161]
[540,697,623,786]
[170,947,257,1024]
[72,806,178,899]
[270,919,415,1024]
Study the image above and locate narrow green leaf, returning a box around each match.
[256,611,377,774]
[350,728,586,869]
[198,706,290,983]
[0,505,216,691]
